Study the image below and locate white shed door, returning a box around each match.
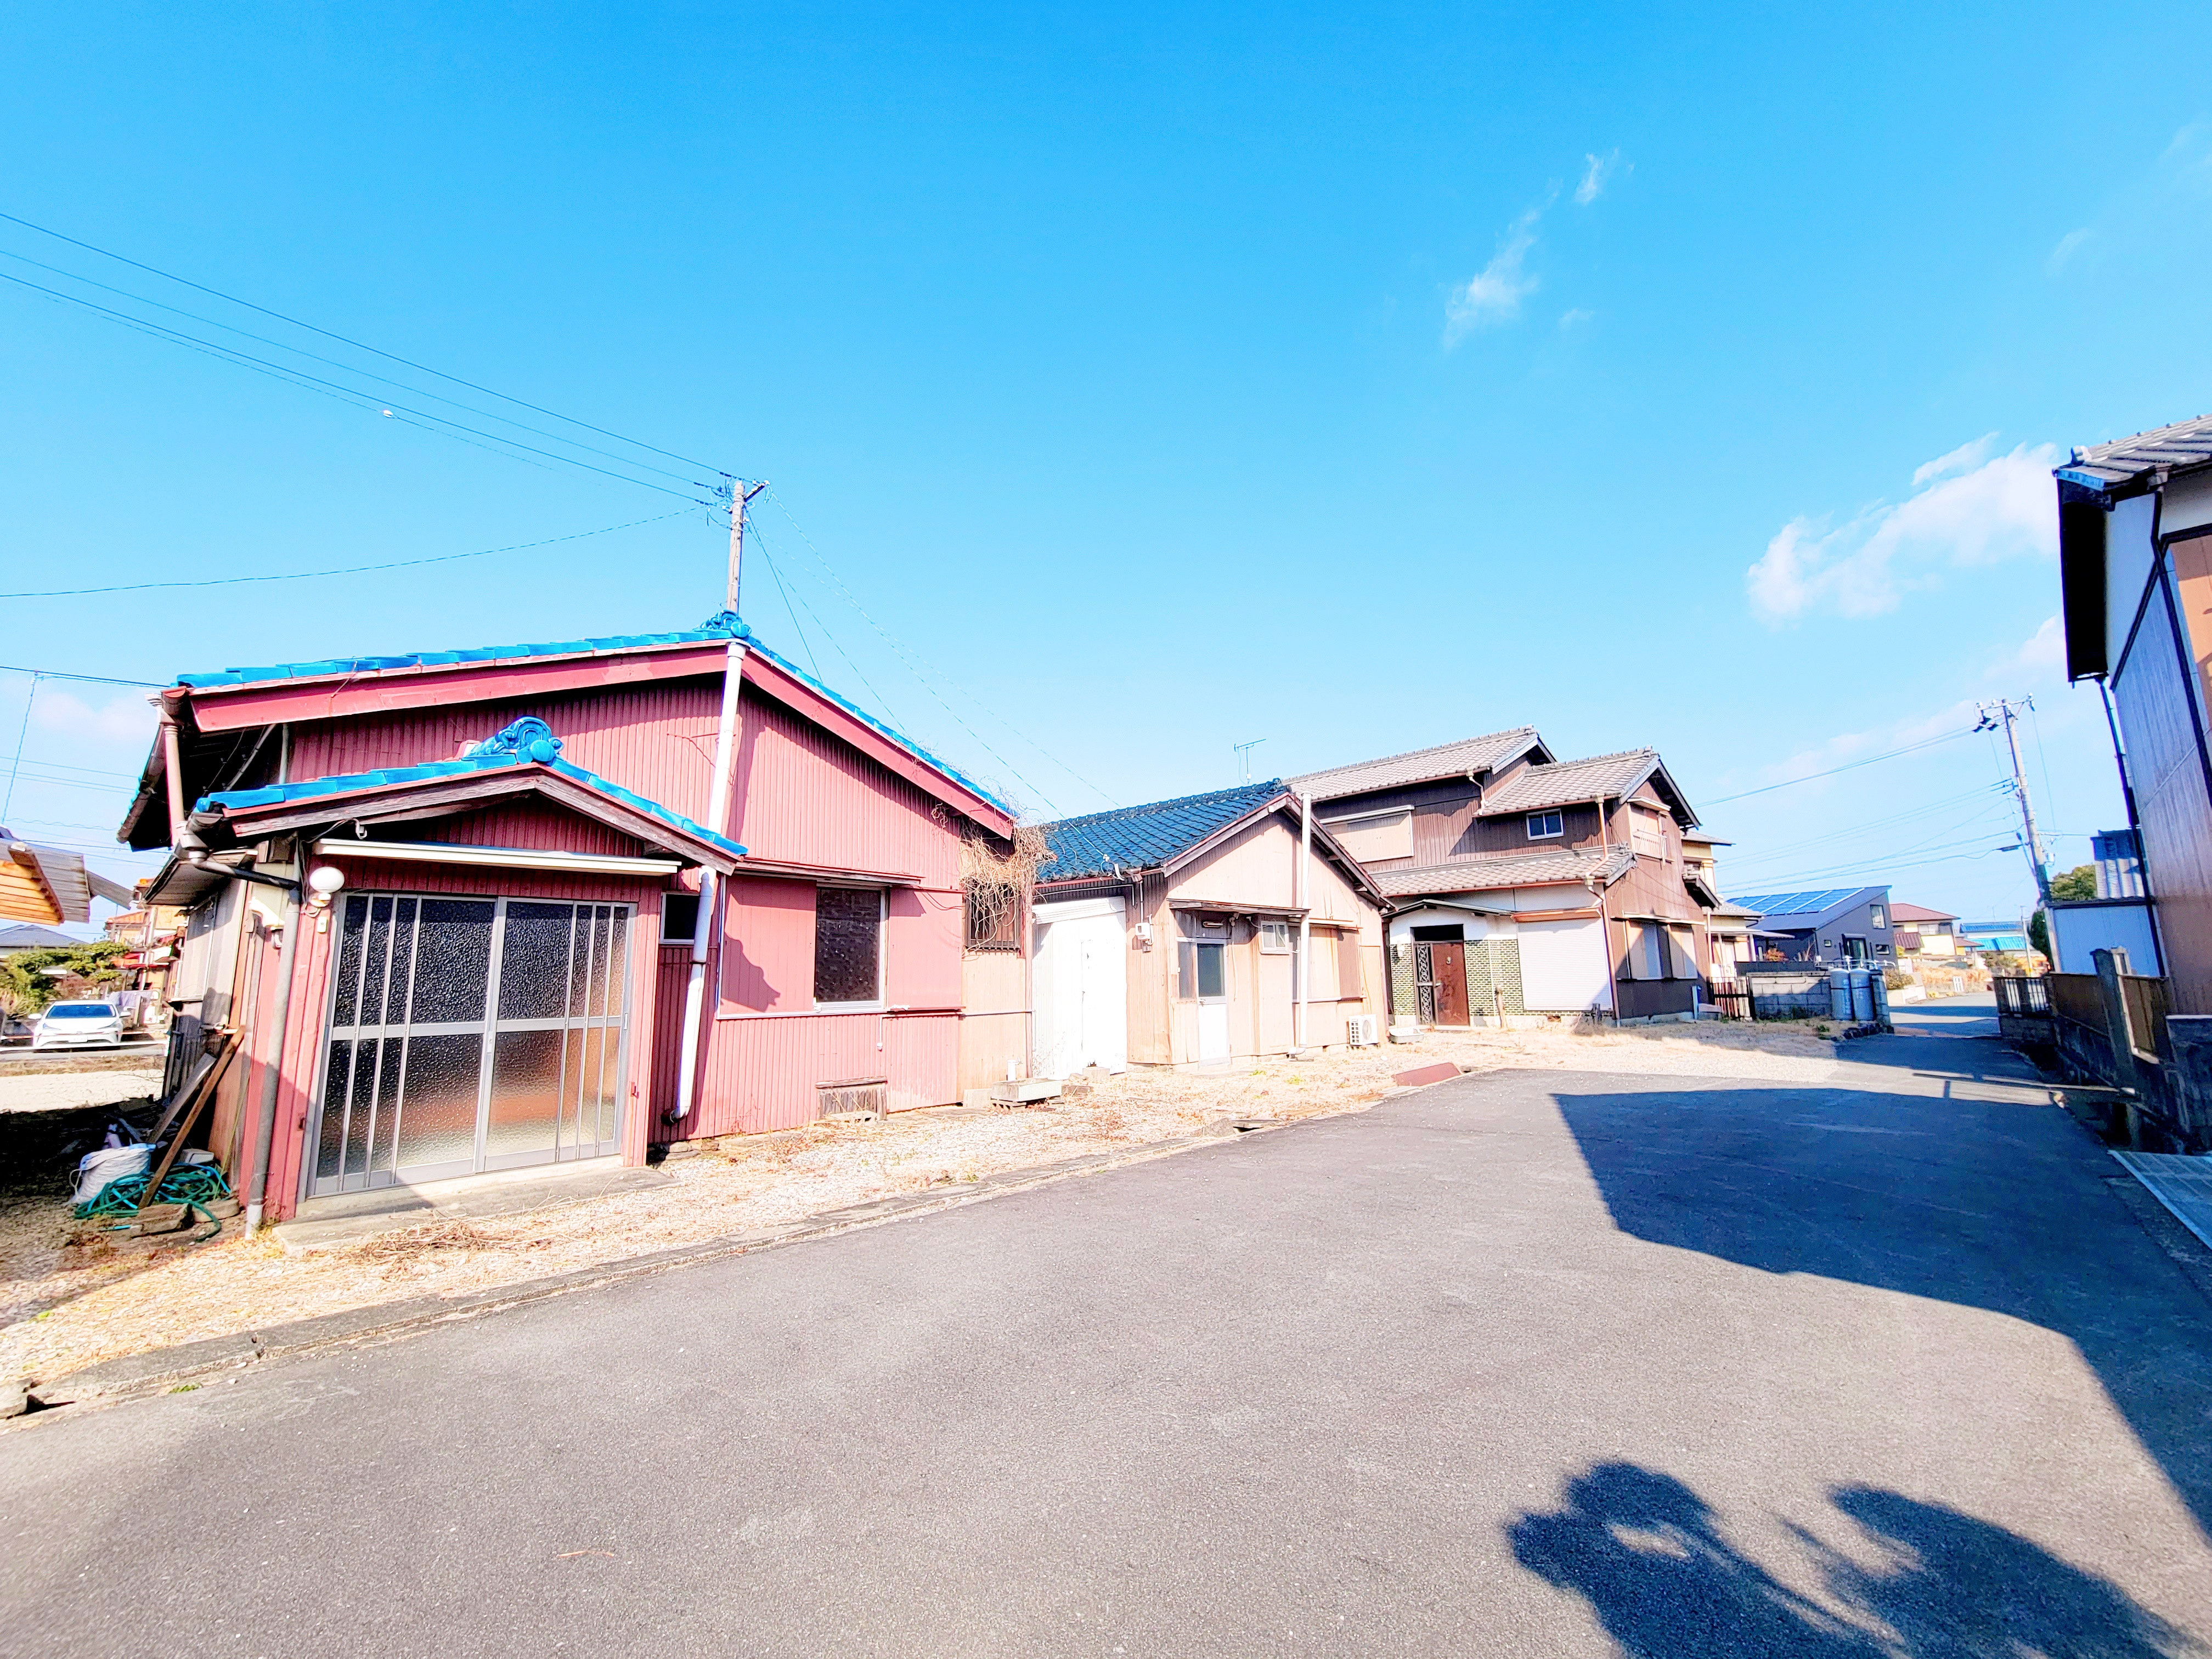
[1518,918,1612,1012]
[1032,900,1128,1079]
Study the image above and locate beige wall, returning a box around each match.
[958,946,1028,1091]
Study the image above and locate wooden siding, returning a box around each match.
[2117,540,2212,1012]
[958,948,1028,1094]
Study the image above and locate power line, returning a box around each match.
[0,269,720,501]
[0,210,723,475]
[1,510,689,599]
[763,489,1116,811]
[0,664,160,687]
[1703,729,1971,805]
[0,245,710,489]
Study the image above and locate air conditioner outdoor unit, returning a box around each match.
[1346,1014,1379,1047]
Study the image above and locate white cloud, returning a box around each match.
[1574,150,1621,205]
[1444,207,1544,343]
[1558,307,1593,329]
[1912,432,1998,487]
[1746,441,2061,623]
[2007,615,2067,680]
[2046,228,2092,273]
[31,690,157,747]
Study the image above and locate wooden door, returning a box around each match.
[1431,942,1470,1026]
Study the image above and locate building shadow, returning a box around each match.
[1550,1085,2212,1533]
[1509,1462,2198,1657]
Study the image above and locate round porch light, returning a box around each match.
[306,865,347,901]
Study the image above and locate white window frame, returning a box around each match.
[660,891,699,946]
[812,885,888,1011]
[1258,919,1293,955]
[1867,907,1886,929]
[1526,810,1564,840]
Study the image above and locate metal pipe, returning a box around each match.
[159,703,187,843]
[243,836,303,1232]
[1296,791,1312,1050]
[672,637,748,1122]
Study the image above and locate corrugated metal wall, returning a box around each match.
[730,691,959,885]
[289,678,724,823]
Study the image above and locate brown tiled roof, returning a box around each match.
[2059,413,2212,492]
[1372,845,1637,899]
[1889,901,1957,922]
[1477,749,1663,816]
[1289,727,1544,802]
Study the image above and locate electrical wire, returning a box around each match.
[749,535,823,681]
[1,510,689,599]
[0,209,723,473]
[0,664,160,687]
[0,245,711,489]
[745,518,1063,815]
[763,489,1116,810]
[1702,729,1972,805]
[0,269,721,501]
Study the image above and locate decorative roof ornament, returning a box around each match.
[462,717,563,765]
[698,611,752,639]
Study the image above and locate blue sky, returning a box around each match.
[4,3,2210,927]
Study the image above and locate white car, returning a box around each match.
[31,1000,125,1050]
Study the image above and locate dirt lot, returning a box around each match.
[0,1019,1838,1386]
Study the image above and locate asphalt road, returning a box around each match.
[5,1016,2209,1657]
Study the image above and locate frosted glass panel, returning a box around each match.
[331,898,369,1026]
[360,898,398,1027]
[595,1026,620,1144]
[316,1041,353,1178]
[599,909,626,1017]
[342,1036,383,1177]
[408,901,494,1023]
[393,1033,483,1171]
[488,1029,564,1158]
[499,903,575,1020]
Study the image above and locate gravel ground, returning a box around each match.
[0,1019,1838,1385]
[0,1071,162,1115]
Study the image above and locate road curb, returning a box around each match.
[20,1118,1269,1415]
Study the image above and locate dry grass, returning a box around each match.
[0,1018,1837,1386]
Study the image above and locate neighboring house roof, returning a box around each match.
[1889,901,1957,923]
[0,831,133,925]
[2056,413,2212,494]
[1372,845,1637,900]
[1034,781,1385,904]
[1706,901,1762,921]
[1289,727,1548,802]
[1036,782,1285,883]
[1476,748,1696,826]
[1725,886,1886,929]
[0,922,83,949]
[189,718,748,873]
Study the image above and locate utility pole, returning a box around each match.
[1978,698,2051,901]
[724,477,767,615]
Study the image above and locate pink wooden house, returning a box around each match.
[119,615,1022,1227]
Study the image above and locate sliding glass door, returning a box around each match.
[311,895,630,1197]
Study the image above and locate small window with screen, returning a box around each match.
[814,887,883,1007]
[662,893,699,946]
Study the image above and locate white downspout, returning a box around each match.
[672,638,747,1122]
[1296,791,1312,1052]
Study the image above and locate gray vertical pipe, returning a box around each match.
[244,836,304,1232]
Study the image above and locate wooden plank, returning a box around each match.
[132,1030,240,1224]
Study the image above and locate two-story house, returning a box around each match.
[119,614,1025,1229]
[1288,731,1717,1025]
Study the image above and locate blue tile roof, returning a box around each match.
[1037,781,1284,884]
[172,614,1010,817]
[198,751,749,862]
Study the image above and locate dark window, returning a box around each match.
[815,888,882,1005]
[1176,941,1227,1000]
[662,893,700,946]
[1410,924,1464,943]
[963,882,1020,951]
[1527,811,1564,839]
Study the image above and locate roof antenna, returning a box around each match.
[1234,738,1266,783]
